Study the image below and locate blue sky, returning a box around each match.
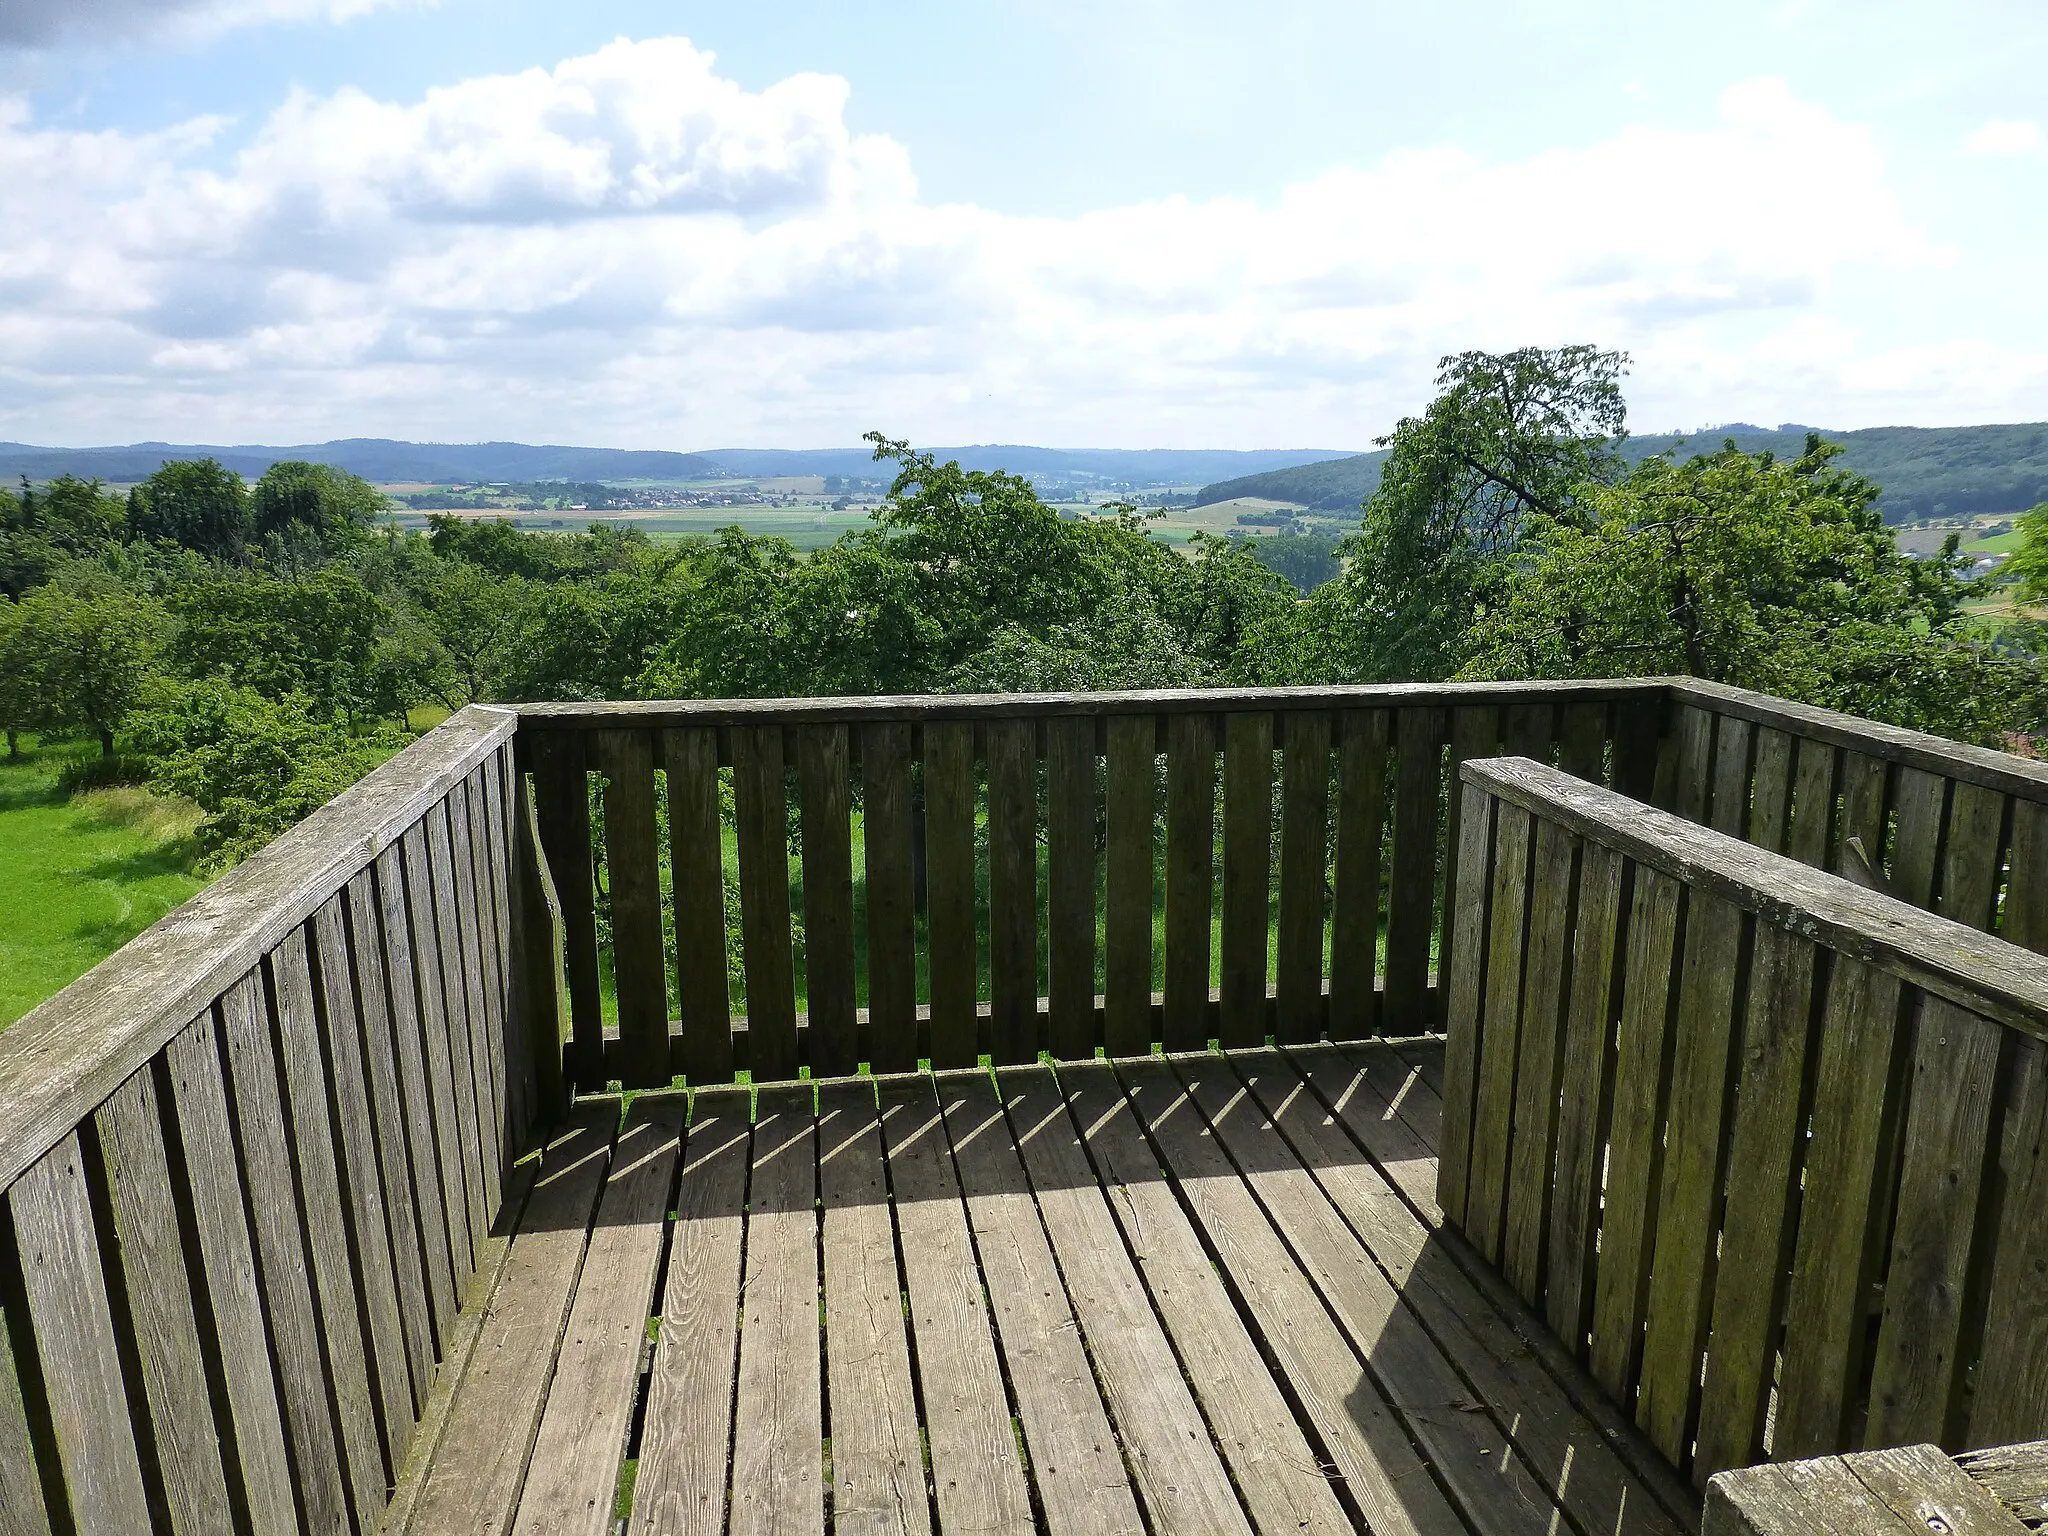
[1,0,2044,448]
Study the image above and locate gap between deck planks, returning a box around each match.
[393,1041,1702,1536]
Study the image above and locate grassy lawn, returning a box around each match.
[0,742,207,1027]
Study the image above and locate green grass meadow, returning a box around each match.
[0,742,207,1027]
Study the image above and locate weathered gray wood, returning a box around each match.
[1466,800,1535,1261]
[1941,780,2008,931]
[1674,705,1715,824]
[1045,715,1097,1060]
[875,1075,1032,1536]
[9,1131,154,1533]
[529,726,605,1087]
[922,720,979,1068]
[0,704,517,1200]
[1385,705,1448,1033]
[985,717,1039,1065]
[1972,1037,2048,1446]
[1776,956,1908,1459]
[162,1010,300,1535]
[663,726,733,1085]
[1328,708,1390,1040]
[1465,756,2048,1048]
[733,724,798,1081]
[475,753,521,1141]
[1120,1057,1466,1536]
[514,1095,683,1536]
[1838,750,1890,892]
[730,1083,823,1536]
[939,1071,1144,1534]
[1786,734,1839,868]
[1866,995,2004,1449]
[0,1233,52,1536]
[630,1089,750,1536]
[410,1103,615,1534]
[1637,890,1747,1463]
[402,822,481,1280]
[1590,867,1683,1404]
[1164,710,1216,1051]
[1437,704,1501,1043]
[510,763,570,1124]
[1747,726,1795,853]
[433,798,503,1232]
[1433,783,1494,1231]
[1559,698,1608,784]
[91,1067,236,1536]
[1694,922,1820,1481]
[1276,709,1331,1044]
[859,722,919,1072]
[448,779,507,1184]
[1709,713,1755,838]
[370,846,464,1332]
[1503,815,1578,1301]
[1219,709,1274,1049]
[1103,714,1157,1057]
[595,728,669,1089]
[1055,1062,1355,1536]
[218,968,358,1534]
[816,1080,930,1536]
[799,723,859,1076]
[1957,1440,2048,1525]
[1703,1456,1915,1535]
[1505,699,1555,763]
[1890,766,1948,908]
[995,1064,1252,1534]
[1849,1443,2033,1536]
[1546,841,1626,1355]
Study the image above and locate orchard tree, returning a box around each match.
[129,458,252,562]
[6,586,162,755]
[167,569,390,725]
[252,461,386,571]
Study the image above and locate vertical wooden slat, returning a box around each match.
[1693,924,1819,1482]
[1673,706,1714,824]
[1785,736,1838,869]
[0,1228,53,1535]
[478,751,524,1143]
[1558,699,1608,784]
[270,929,388,1525]
[1385,705,1449,1034]
[1503,699,1555,762]
[433,798,501,1229]
[1708,715,1754,839]
[529,729,604,1087]
[1747,728,1795,853]
[161,1013,300,1534]
[217,971,355,1535]
[860,722,918,1072]
[1775,956,1907,1459]
[343,870,438,1406]
[665,726,734,1085]
[1435,704,1498,1037]
[596,729,669,1090]
[1636,892,1748,1464]
[733,724,798,1081]
[371,845,464,1328]
[1465,800,1534,1261]
[508,770,570,1126]
[1276,710,1331,1045]
[1888,767,1948,907]
[310,897,418,1452]
[445,784,506,1216]
[1545,841,1627,1354]
[1503,816,1579,1302]
[1589,867,1683,1404]
[1045,715,1097,1060]
[1865,995,2003,1450]
[1837,750,1890,891]
[1103,715,1156,1058]
[1328,709,1389,1041]
[923,720,979,1069]
[799,723,859,1076]
[985,718,1039,1065]
[1940,781,2008,930]
[1219,710,1274,1049]
[1611,693,1664,803]
[1164,711,1216,1052]
[406,820,484,1268]
[1434,783,1496,1227]
[9,1132,154,1532]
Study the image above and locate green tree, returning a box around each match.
[404,557,528,707]
[128,458,253,562]
[252,461,386,571]
[1325,345,1630,680]
[1,475,128,597]
[167,570,389,724]
[2002,501,2048,604]
[4,586,162,755]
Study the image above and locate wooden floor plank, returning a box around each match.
[1117,1057,1466,1536]
[730,1083,824,1536]
[937,1070,1145,1535]
[513,1095,684,1536]
[1245,1048,1690,1536]
[1056,1062,1356,1536]
[630,1088,751,1536]
[875,1075,1034,1536]
[817,1079,932,1536]
[996,1063,1256,1534]
[1181,1054,1565,1536]
[410,1103,616,1534]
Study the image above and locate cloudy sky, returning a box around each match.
[1,0,2044,449]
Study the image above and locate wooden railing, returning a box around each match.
[1439,756,2048,1490]
[515,682,1670,1091]
[0,705,554,1534]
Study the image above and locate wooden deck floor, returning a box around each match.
[386,1041,1702,1536]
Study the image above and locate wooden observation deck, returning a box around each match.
[3,680,2046,1534]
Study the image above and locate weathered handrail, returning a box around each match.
[1441,755,2048,1490]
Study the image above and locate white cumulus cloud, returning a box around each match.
[0,40,2027,448]
[1969,119,2044,156]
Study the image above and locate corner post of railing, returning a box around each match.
[508,742,571,1124]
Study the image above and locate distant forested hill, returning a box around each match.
[1195,422,2048,522]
